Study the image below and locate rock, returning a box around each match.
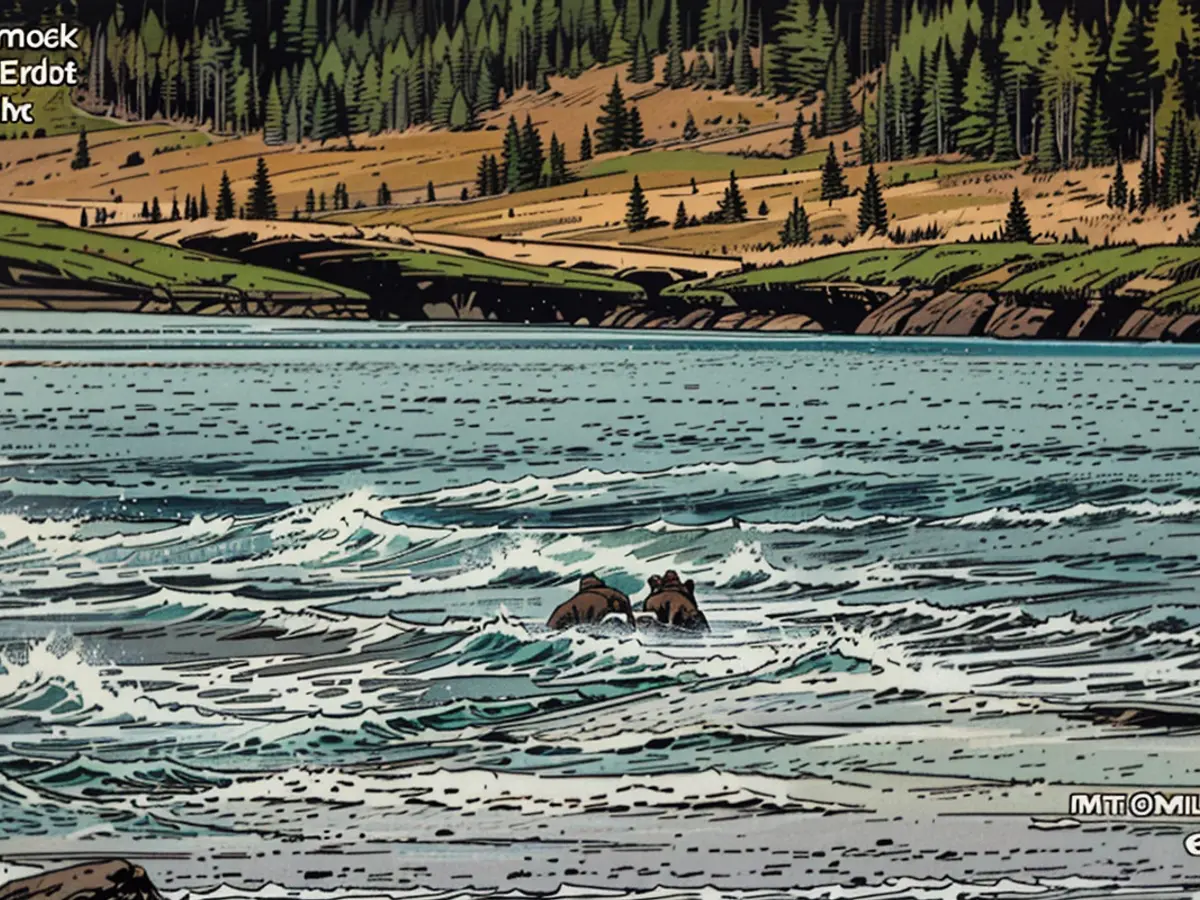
[676,308,715,329]
[712,312,748,330]
[903,291,996,337]
[984,304,1056,339]
[759,313,822,332]
[856,290,934,336]
[0,861,161,900]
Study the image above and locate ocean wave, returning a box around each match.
[930,498,1200,528]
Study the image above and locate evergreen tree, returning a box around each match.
[448,91,472,130]
[519,115,545,190]
[486,155,501,196]
[629,34,654,83]
[71,129,90,169]
[312,78,340,143]
[1164,110,1193,208]
[216,172,235,221]
[627,105,645,147]
[956,51,996,160]
[503,116,523,192]
[1140,153,1159,212]
[200,187,209,219]
[683,111,699,141]
[790,106,807,156]
[171,196,180,221]
[151,196,162,223]
[477,155,492,195]
[757,200,769,216]
[733,25,756,95]
[779,197,810,246]
[141,200,150,220]
[427,180,436,202]
[857,165,888,234]
[664,0,686,88]
[264,78,285,145]
[719,170,748,223]
[306,187,316,214]
[1109,160,1129,209]
[625,175,650,230]
[674,200,689,228]
[79,208,88,228]
[580,124,593,160]
[377,182,392,206]
[1003,187,1033,241]
[596,77,628,152]
[991,93,1018,161]
[247,158,278,219]
[1033,98,1061,171]
[820,144,849,203]
[821,38,854,134]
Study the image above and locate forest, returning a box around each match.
[5,0,1199,212]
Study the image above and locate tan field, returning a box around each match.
[0,58,1185,271]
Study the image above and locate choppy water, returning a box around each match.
[2,314,1200,897]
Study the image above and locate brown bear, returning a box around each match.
[546,575,636,631]
[641,570,710,632]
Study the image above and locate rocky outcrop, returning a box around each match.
[0,861,160,900]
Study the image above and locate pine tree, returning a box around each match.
[1163,111,1193,208]
[171,196,180,221]
[141,200,150,220]
[1139,153,1159,212]
[625,175,650,230]
[757,200,769,216]
[779,197,810,246]
[629,34,654,83]
[580,124,593,160]
[683,111,699,141]
[486,155,501,196]
[719,170,748,223]
[1033,98,1061,171]
[216,172,235,221]
[548,134,566,185]
[1003,187,1033,241]
[264,78,285,145]
[305,187,316,214]
[956,51,996,160]
[790,105,807,156]
[596,77,628,152]
[691,177,699,194]
[79,208,88,227]
[71,129,90,169]
[448,91,472,130]
[150,196,162,223]
[427,181,436,202]
[477,155,492,195]
[519,115,545,190]
[674,200,689,228]
[821,38,854,134]
[377,182,392,206]
[857,165,888,234]
[733,25,756,95]
[200,186,209,219]
[664,0,686,88]
[627,105,645,147]
[247,158,278,220]
[312,78,340,143]
[503,116,523,192]
[1109,160,1129,209]
[820,144,849,203]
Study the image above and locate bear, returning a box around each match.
[546,575,636,631]
[641,570,710,632]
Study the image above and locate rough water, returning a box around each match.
[2,313,1200,898]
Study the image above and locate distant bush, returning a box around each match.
[122,151,144,168]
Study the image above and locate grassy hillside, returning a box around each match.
[0,213,366,302]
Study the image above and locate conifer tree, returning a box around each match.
[427,181,436,202]
[171,196,180,221]
[664,0,686,88]
[247,158,278,219]
[71,129,90,169]
[1109,160,1129,209]
[477,155,492,195]
[1003,187,1033,241]
[629,34,654,83]
[486,155,501,196]
[683,111,699,141]
[627,106,645,147]
[1139,153,1159,212]
[79,208,88,227]
[151,196,162,223]
[757,200,769,216]
[377,183,392,206]
[790,106,807,156]
[215,172,235,221]
[519,115,545,190]
[503,116,523,192]
[822,38,854,134]
[580,124,593,160]
[733,26,756,95]
[596,77,628,153]
[312,78,339,143]
[264,78,285,145]
[306,187,316,214]
[199,186,209,219]
[141,200,150,220]
[691,177,699,194]
[779,197,810,246]
[625,175,650,230]
[956,51,996,160]
[857,165,888,234]
[674,200,689,228]
[719,170,748,223]
[820,144,849,203]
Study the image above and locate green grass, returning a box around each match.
[1146,278,1200,313]
[0,213,366,300]
[581,148,826,180]
[998,246,1200,295]
[672,243,1087,296]
[308,244,644,294]
[884,158,1020,187]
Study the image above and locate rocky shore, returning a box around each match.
[0,862,160,900]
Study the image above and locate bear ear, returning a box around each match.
[685,579,695,596]
[648,575,662,591]
[580,574,603,590]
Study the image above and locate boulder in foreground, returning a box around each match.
[0,860,160,900]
